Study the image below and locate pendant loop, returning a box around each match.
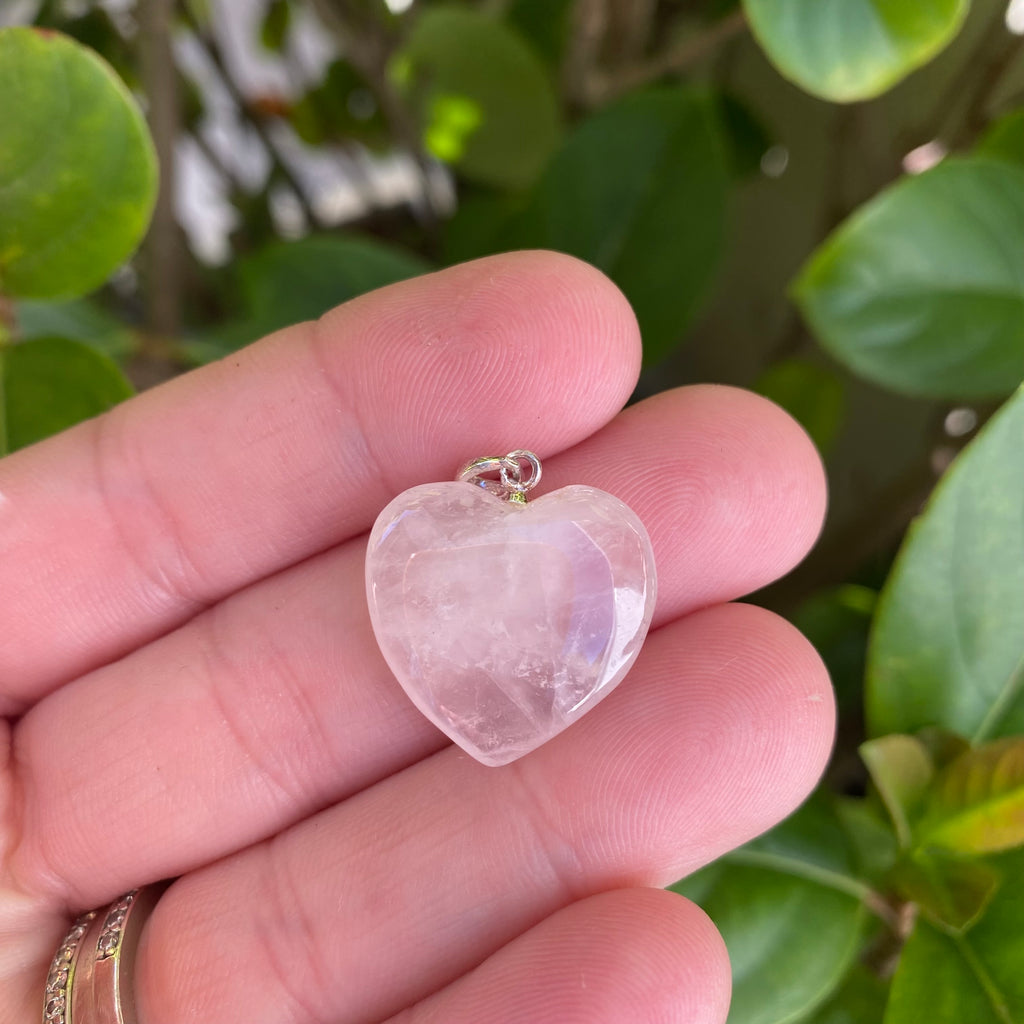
[457,450,542,503]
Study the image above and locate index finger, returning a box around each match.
[0,252,640,711]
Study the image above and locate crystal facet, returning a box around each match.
[365,482,656,766]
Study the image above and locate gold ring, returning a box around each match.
[43,884,166,1024]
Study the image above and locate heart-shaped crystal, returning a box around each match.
[365,481,656,766]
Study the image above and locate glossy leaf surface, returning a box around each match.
[674,800,866,1024]
[794,159,1024,399]
[1,336,133,454]
[743,0,968,102]
[867,388,1024,741]
[0,28,156,299]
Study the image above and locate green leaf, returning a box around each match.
[866,387,1024,742]
[889,848,1001,933]
[805,964,890,1024]
[441,189,527,266]
[835,797,901,883]
[15,298,136,359]
[183,234,431,362]
[754,359,846,454]
[0,28,157,300]
[885,850,1024,1024]
[794,158,1024,399]
[977,108,1024,170]
[289,60,388,151]
[509,86,728,363]
[860,735,935,847]
[260,0,291,52]
[673,799,868,1024]
[394,7,561,190]
[917,738,1024,854]
[1,336,133,453]
[715,91,774,180]
[504,0,574,67]
[743,0,969,103]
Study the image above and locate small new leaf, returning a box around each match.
[860,735,934,848]
[918,738,1024,855]
[889,849,1001,934]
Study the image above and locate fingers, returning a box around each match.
[133,604,832,1024]
[384,889,730,1024]
[0,252,641,711]
[546,384,826,614]
[13,386,826,907]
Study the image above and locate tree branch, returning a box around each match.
[916,8,1023,149]
[562,0,610,109]
[588,8,747,104]
[180,4,323,231]
[305,0,443,231]
[138,0,184,339]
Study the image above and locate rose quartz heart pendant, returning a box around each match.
[365,453,656,766]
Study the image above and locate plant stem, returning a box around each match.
[180,5,322,230]
[726,848,901,930]
[590,8,747,103]
[305,0,442,233]
[916,8,1023,148]
[563,0,610,109]
[138,0,184,340]
[0,294,14,343]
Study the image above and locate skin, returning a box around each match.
[0,252,833,1023]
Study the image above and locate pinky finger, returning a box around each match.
[386,887,730,1024]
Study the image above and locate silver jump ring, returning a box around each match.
[456,450,542,502]
[499,450,542,494]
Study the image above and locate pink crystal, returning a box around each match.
[365,482,657,766]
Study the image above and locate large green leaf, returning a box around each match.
[0,28,157,300]
[15,298,136,359]
[510,86,728,363]
[673,799,867,1024]
[918,738,1024,854]
[393,7,560,190]
[183,234,431,362]
[743,0,969,103]
[794,159,1024,399]
[504,0,574,66]
[1,336,133,454]
[866,388,1024,741]
[885,850,1024,1024]
[805,964,889,1024]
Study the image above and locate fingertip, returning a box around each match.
[397,887,731,1024]
[675,384,828,589]
[317,250,642,463]
[655,602,837,845]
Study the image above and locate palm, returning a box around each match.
[0,253,832,1024]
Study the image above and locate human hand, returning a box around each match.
[0,252,832,1023]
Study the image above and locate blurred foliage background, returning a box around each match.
[2,1,1024,1022]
